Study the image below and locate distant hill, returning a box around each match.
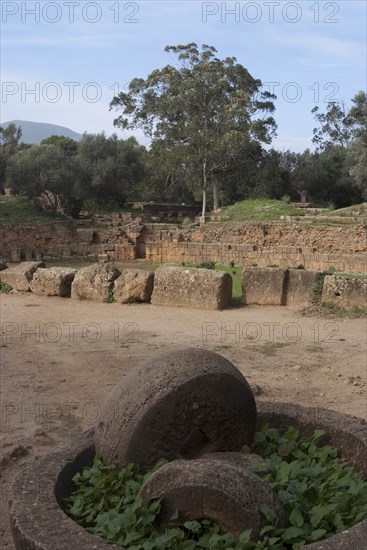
[0,120,82,144]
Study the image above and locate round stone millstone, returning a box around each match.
[138,458,286,539]
[8,404,367,550]
[201,451,267,470]
[95,348,257,470]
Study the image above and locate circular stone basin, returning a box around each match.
[9,403,367,550]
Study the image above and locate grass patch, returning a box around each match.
[215,264,243,307]
[257,342,290,356]
[300,303,366,319]
[327,203,366,218]
[333,272,367,280]
[65,425,367,550]
[322,300,343,313]
[0,280,13,293]
[220,199,302,222]
[0,197,65,223]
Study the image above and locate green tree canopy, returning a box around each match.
[6,143,75,211]
[110,43,277,217]
[75,133,146,208]
[0,123,23,192]
[312,91,367,200]
[41,135,78,156]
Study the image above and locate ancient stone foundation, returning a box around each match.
[1,220,366,273]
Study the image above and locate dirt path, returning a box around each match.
[1,293,366,548]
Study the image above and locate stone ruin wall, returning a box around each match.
[146,223,367,273]
[1,221,366,273]
[0,221,138,263]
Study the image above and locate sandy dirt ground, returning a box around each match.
[0,292,366,548]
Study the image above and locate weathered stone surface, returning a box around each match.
[75,228,95,243]
[29,267,76,297]
[95,348,257,470]
[0,261,46,291]
[114,269,154,304]
[286,269,323,306]
[151,266,232,310]
[0,262,8,271]
[322,275,367,311]
[8,404,367,550]
[201,451,266,470]
[71,262,120,302]
[139,459,286,539]
[1,220,366,272]
[242,267,287,305]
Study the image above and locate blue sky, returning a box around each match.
[1,0,366,151]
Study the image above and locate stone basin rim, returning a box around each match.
[8,402,367,550]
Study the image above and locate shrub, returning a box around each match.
[104,289,115,304]
[0,280,13,293]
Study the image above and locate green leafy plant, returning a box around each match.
[312,273,326,304]
[0,280,13,293]
[65,425,367,549]
[322,300,342,312]
[323,266,337,275]
[104,289,115,304]
[250,425,367,547]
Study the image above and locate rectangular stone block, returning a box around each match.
[322,276,367,311]
[151,266,232,310]
[30,267,76,297]
[286,269,323,306]
[114,269,154,304]
[0,261,46,291]
[71,263,121,302]
[76,228,95,243]
[242,267,288,305]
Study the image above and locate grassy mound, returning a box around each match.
[219,200,302,222]
[0,197,65,223]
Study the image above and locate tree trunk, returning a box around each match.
[297,190,308,203]
[201,159,207,224]
[43,190,57,212]
[201,187,207,224]
[212,173,220,211]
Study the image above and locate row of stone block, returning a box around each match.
[3,241,366,274]
[0,262,153,304]
[1,262,365,311]
[145,242,367,273]
[242,267,367,310]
